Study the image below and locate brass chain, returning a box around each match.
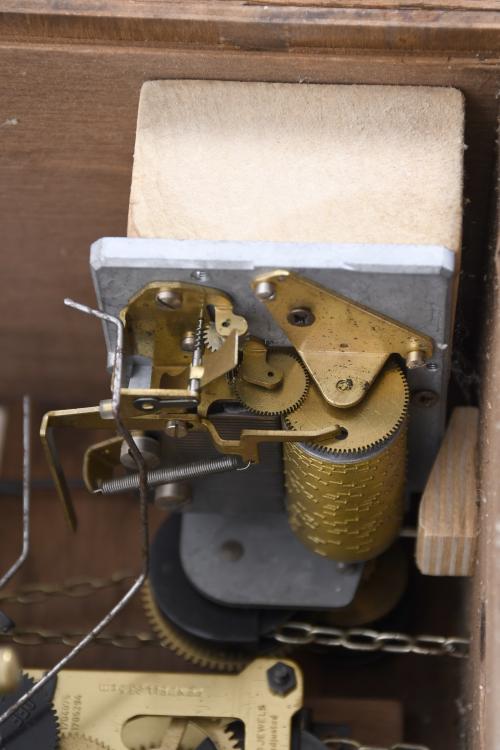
[0,571,133,605]
[272,621,470,658]
[324,740,430,750]
[0,627,159,649]
[0,576,469,659]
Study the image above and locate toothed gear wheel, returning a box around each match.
[284,360,408,455]
[142,582,250,673]
[233,352,309,416]
[204,323,225,352]
[59,735,110,750]
[124,716,237,750]
[0,674,59,750]
[166,718,239,750]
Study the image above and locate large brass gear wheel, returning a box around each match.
[59,735,110,750]
[142,581,249,673]
[233,351,309,416]
[124,716,238,750]
[284,360,408,455]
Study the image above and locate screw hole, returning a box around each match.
[219,540,244,562]
[267,371,274,377]
[221,320,231,328]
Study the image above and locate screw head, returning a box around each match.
[165,419,189,439]
[287,307,315,327]
[336,378,353,392]
[266,661,297,696]
[255,281,277,301]
[157,289,182,310]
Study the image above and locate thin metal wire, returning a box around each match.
[0,300,150,735]
[0,396,31,590]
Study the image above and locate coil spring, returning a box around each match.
[96,455,240,496]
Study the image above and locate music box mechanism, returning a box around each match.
[39,259,434,670]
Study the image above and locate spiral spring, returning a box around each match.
[95,455,240,495]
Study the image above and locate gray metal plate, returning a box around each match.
[91,237,455,489]
[180,512,363,609]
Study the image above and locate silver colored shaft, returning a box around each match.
[0,396,31,590]
[96,455,240,495]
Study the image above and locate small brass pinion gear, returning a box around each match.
[284,360,409,455]
[142,581,250,673]
[233,352,309,416]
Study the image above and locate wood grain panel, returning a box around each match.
[0,41,497,404]
[0,2,498,52]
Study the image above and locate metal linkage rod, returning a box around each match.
[0,396,31,590]
[0,301,150,735]
[96,455,240,495]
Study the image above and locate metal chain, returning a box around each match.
[0,627,160,649]
[273,621,469,658]
[324,740,430,750]
[0,578,469,659]
[0,571,133,605]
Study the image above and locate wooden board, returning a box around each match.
[416,406,479,576]
[129,81,464,251]
[0,43,497,404]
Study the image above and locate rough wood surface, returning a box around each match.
[0,2,498,52]
[416,407,479,577]
[129,80,464,251]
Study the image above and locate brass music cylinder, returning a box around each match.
[283,362,408,563]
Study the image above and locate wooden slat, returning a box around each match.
[0,2,499,52]
[416,406,479,576]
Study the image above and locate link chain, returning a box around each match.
[0,577,469,659]
[0,571,133,605]
[273,621,470,658]
[324,740,430,750]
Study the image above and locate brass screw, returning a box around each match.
[336,378,353,392]
[165,420,189,439]
[287,308,315,327]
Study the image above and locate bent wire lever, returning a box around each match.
[0,301,150,733]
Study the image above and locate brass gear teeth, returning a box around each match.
[125,717,239,750]
[233,351,309,416]
[284,361,409,456]
[59,734,111,750]
[204,322,225,352]
[142,581,249,673]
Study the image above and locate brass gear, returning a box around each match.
[142,581,249,673]
[59,735,110,750]
[123,716,237,750]
[284,360,408,455]
[233,352,309,416]
[203,322,224,352]
[164,718,239,750]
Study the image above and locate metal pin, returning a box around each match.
[0,301,150,730]
[0,396,31,590]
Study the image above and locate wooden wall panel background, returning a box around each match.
[0,23,498,405]
[0,5,497,748]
